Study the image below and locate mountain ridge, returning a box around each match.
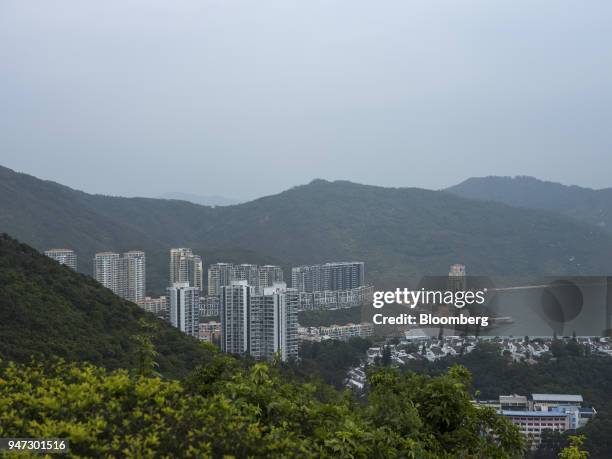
[2,165,612,293]
[447,175,612,231]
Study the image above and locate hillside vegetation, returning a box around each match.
[448,176,612,233]
[0,357,525,458]
[0,234,212,378]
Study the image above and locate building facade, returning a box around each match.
[220,281,252,355]
[207,262,234,296]
[208,263,284,295]
[169,248,203,290]
[220,281,298,362]
[94,251,146,302]
[254,284,298,362]
[94,252,121,295]
[44,248,77,270]
[297,285,374,311]
[168,282,200,338]
[123,251,146,302]
[136,296,168,320]
[200,295,221,318]
[291,262,365,293]
[298,322,374,342]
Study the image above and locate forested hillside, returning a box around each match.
[448,176,612,233]
[0,234,212,378]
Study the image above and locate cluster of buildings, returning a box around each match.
[43,246,370,363]
[299,323,374,342]
[297,285,374,311]
[477,394,596,449]
[292,262,372,310]
[361,335,612,366]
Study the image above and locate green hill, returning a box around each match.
[0,234,212,378]
[2,165,612,293]
[447,176,612,233]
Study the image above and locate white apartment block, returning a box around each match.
[123,251,146,302]
[168,282,200,338]
[94,252,121,295]
[220,281,298,361]
[136,296,168,319]
[208,263,234,296]
[94,251,146,302]
[220,281,252,355]
[208,263,284,296]
[291,262,365,293]
[44,248,77,270]
[169,248,203,290]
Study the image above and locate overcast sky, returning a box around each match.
[1,1,611,200]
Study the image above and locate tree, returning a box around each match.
[0,358,526,458]
[131,318,160,377]
[559,435,589,459]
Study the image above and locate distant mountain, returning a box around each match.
[157,192,240,207]
[447,176,612,232]
[0,234,213,377]
[2,165,612,294]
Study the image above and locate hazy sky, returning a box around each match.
[1,1,611,200]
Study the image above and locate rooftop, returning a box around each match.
[532,394,583,403]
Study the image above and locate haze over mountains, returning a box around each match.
[157,192,241,207]
[2,165,612,293]
[448,176,612,232]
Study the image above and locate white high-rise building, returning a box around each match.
[220,281,252,355]
[258,265,284,290]
[94,252,121,295]
[232,264,260,289]
[220,281,297,362]
[208,263,284,296]
[44,248,77,270]
[169,248,204,290]
[168,282,200,338]
[191,255,204,290]
[123,251,146,302]
[208,262,234,296]
[257,283,298,362]
[94,251,146,301]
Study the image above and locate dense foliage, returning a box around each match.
[0,234,213,378]
[296,337,373,388]
[298,306,364,327]
[404,341,612,458]
[3,165,612,293]
[0,356,525,458]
